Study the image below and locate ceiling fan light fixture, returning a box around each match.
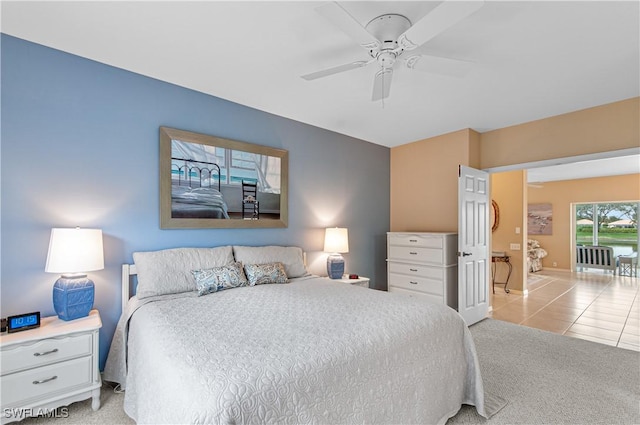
[304,0,485,101]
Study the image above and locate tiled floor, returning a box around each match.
[489,269,640,351]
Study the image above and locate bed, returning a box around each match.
[171,186,230,219]
[104,246,502,424]
[171,157,230,219]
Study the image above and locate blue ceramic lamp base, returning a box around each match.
[53,275,95,321]
[327,254,345,279]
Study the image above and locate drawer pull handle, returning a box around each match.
[409,281,418,285]
[409,268,418,272]
[33,348,58,357]
[409,252,417,255]
[33,376,57,385]
[409,239,418,243]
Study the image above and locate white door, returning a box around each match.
[458,165,490,325]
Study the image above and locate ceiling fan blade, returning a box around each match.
[398,0,484,50]
[405,55,473,77]
[316,2,381,50]
[301,60,371,81]
[372,68,393,101]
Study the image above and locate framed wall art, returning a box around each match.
[159,127,288,229]
[528,203,552,235]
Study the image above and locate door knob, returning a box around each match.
[458,252,472,257]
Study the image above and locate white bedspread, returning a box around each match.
[104,276,495,424]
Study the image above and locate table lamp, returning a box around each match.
[45,228,104,321]
[324,227,349,279]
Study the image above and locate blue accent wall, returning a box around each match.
[1,35,390,368]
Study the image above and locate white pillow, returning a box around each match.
[133,246,234,299]
[232,246,308,278]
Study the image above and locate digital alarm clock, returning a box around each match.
[7,312,41,333]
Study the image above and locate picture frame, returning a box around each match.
[159,127,288,229]
[528,203,552,235]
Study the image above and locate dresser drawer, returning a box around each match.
[0,356,92,407]
[0,334,92,375]
[388,286,443,305]
[389,273,444,296]
[388,234,444,249]
[388,246,444,264]
[388,262,444,280]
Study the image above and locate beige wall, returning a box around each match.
[390,129,480,232]
[390,97,639,292]
[480,97,639,169]
[527,173,640,271]
[391,99,639,234]
[491,171,527,292]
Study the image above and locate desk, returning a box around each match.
[491,255,512,293]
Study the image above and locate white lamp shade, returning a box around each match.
[324,227,349,253]
[45,228,104,274]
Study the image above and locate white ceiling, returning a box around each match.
[2,1,638,150]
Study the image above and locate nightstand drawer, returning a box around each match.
[0,334,92,375]
[389,273,444,296]
[388,234,443,249]
[1,356,92,407]
[388,246,444,264]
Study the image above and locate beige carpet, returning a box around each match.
[17,318,640,424]
[449,319,640,424]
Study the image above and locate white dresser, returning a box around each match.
[0,310,102,424]
[387,232,458,309]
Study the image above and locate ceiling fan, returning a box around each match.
[302,1,484,101]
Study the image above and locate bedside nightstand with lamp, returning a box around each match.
[324,227,349,279]
[323,227,369,288]
[0,227,104,423]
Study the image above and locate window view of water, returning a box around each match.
[576,202,638,251]
[575,202,638,273]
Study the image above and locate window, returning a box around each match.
[575,202,639,256]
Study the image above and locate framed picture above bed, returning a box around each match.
[159,127,288,229]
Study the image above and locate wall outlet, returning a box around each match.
[515,227,521,234]
[553,262,558,267]
[510,243,520,250]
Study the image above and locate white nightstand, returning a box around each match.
[0,310,102,424]
[334,276,370,288]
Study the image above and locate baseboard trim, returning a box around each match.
[546,267,572,272]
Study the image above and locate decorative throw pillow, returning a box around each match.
[191,262,249,296]
[244,262,289,286]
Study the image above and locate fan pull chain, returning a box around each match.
[381,70,385,109]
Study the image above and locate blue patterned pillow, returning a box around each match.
[191,262,249,296]
[244,262,289,286]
